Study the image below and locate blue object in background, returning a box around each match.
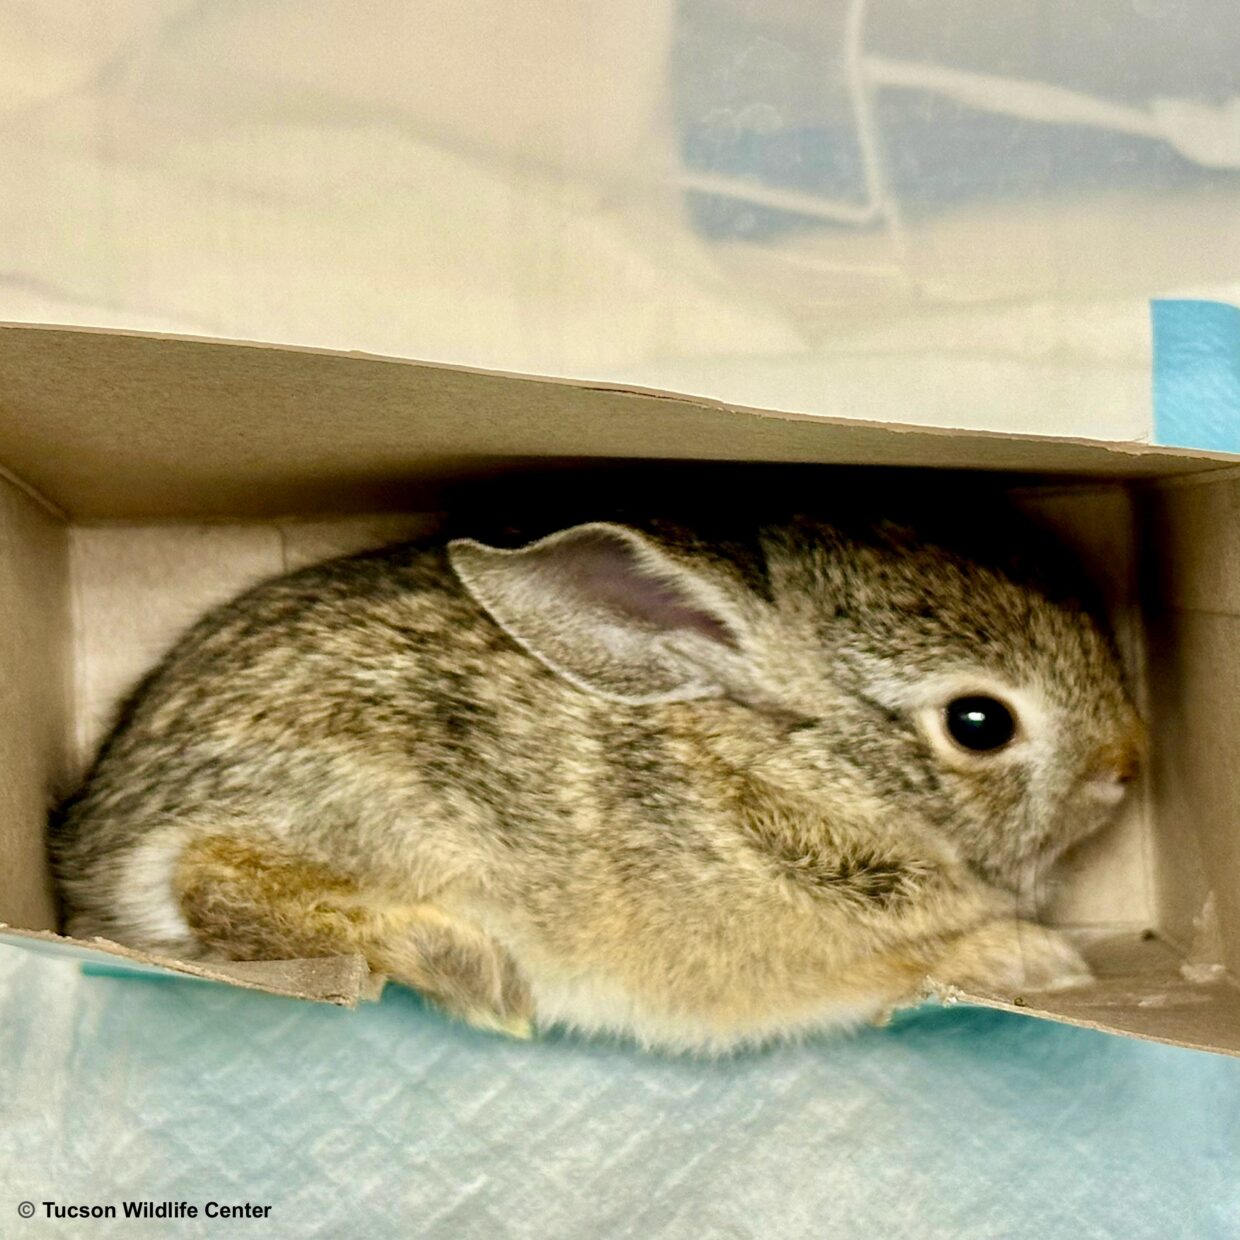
[1152,300,1240,453]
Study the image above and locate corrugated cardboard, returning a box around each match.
[0,321,1237,1051]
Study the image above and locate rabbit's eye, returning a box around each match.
[944,696,1017,753]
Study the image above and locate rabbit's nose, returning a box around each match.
[1082,733,1144,804]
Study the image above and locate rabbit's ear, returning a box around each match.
[448,523,751,704]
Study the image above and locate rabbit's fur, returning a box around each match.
[52,511,1143,1052]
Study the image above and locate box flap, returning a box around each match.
[934,932,1240,1059]
[946,981,1240,1060]
[0,322,1236,520]
[0,926,374,1006]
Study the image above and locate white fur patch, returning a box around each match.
[528,969,891,1055]
[113,831,195,949]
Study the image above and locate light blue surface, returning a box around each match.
[1,945,1237,1239]
[1152,300,1240,453]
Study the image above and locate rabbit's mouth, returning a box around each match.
[1047,768,1138,863]
[977,771,1137,892]
[1075,728,1143,812]
[1081,777,1130,807]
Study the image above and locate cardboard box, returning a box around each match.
[0,321,1237,1055]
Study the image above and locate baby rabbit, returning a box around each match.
[52,511,1143,1052]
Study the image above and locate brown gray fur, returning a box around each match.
[51,513,1142,1052]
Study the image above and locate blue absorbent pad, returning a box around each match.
[1152,300,1240,453]
[1,946,1237,1239]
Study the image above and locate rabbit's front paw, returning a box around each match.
[930,920,1093,996]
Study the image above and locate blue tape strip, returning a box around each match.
[1151,299,1240,453]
